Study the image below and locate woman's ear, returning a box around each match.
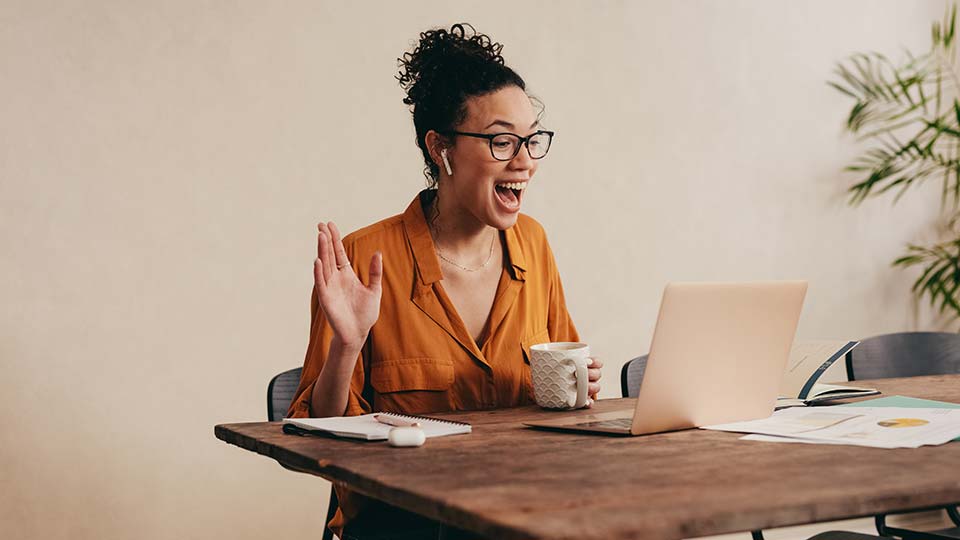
[424,130,444,168]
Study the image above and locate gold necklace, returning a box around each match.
[436,232,497,272]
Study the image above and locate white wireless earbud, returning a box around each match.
[441,149,453,176]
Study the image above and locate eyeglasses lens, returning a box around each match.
[527,132,551,159]
[490,133,552,160]
[491,134,519,160]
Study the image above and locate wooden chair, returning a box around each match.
[619,357,884,540]
[845,332,960,539]
[268,367,339,540]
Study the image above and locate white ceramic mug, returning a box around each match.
[529,342,591,409]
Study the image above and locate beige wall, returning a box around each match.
[1,1,952,539]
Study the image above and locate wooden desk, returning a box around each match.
[215,375,960,540]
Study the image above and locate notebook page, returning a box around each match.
[377,412,472,437]
[283,413,471,440]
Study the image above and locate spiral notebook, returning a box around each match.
[282,413,472,441]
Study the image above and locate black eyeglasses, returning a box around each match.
[441,130,555,161]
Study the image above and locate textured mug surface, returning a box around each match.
[529,342,591,409]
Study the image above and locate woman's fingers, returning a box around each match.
[328,221,351,271]
[588,357,602,383]
[313,258,327,296]
[368,251,383,290]
[316,222,324,259]
[587,357,602,399]
[317,224,334,284]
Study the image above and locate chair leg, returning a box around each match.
[876,511,960,539]
[948,506,960,527]
[751,531,765,540]
[876,514,890,537]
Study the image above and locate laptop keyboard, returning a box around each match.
[573,417,633,429]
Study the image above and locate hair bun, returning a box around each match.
[397,23,506,107]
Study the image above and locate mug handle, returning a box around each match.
[567,357,590,409]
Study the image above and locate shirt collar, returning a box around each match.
[402,189,526,286]
[402,191,443,285]
[503,219,527,280]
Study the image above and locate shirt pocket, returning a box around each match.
[370,357,455,392]
[369,357,456,414]
[520,328,551,403]
[521,328,551,364]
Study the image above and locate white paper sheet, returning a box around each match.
[703,406,960,448]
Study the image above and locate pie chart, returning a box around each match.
[876,418,929,428]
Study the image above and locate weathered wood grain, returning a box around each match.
[215,375,960,540]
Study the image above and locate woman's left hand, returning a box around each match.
[586,357,603,405]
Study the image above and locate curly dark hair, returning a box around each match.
[397,23,527,185]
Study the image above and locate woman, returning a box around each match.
[287,23,602,540]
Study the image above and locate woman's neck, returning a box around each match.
[427,187,498,264]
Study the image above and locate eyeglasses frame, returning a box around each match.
[439,130,555,161]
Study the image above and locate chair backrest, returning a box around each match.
[847,332,960,381]
[267,367,303,421]
[620,355,649,398]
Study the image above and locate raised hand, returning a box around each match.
[313,221,383,346]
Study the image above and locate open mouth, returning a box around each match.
[494,181,527,210]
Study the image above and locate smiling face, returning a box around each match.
[434,85,541,231]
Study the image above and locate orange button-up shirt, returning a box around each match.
[287,189,579,535]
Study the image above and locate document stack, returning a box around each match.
[704,396,960,449]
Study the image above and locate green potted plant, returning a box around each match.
[831,5,960,320]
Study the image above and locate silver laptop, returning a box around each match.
[524,281,808,436]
